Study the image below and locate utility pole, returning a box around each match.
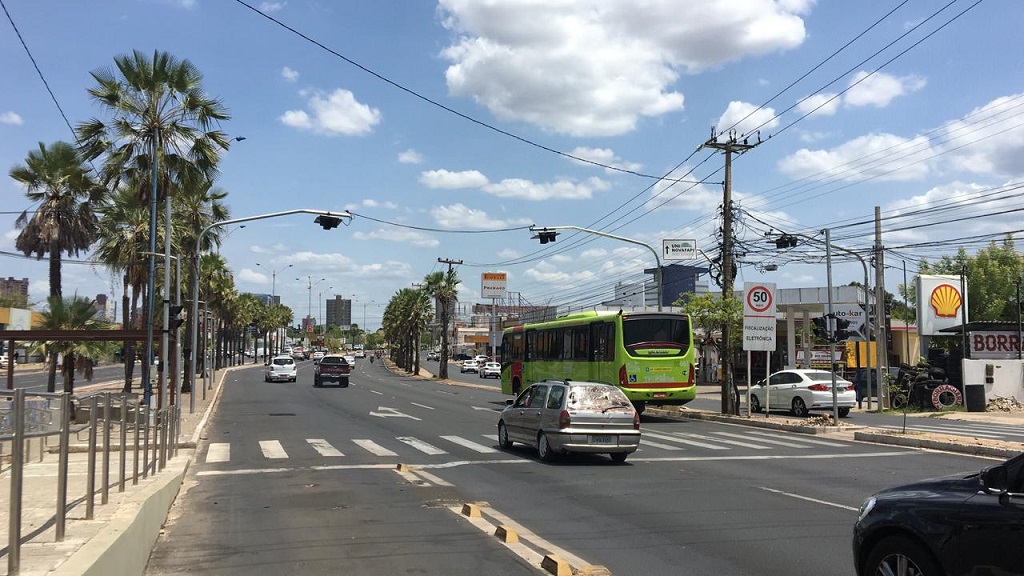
[703,130,758,415]
[437,258,462,379]
[873,206,887,411]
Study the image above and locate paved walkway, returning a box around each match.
[1,365,229,576]
[2,361,1022,576]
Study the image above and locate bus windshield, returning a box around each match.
[622,316,691,356]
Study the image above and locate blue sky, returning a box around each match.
[2,0,1022,331]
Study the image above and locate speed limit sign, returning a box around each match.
[743,282,776,351]
[744,284,775,315]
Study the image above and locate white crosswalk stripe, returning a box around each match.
[639,438,684,451]
[643,430,730,450]
[741,429,850,447]
[876,424,1004,439]
[396,436,448,455]
[307,438,344,457]
[259,440,288,459]
[206,442,230,463]
[711,431,812,448]
[440,435,498,453]
[352,439,398,456]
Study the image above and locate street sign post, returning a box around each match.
[662,239,697,261]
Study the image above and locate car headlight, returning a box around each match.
[857,497,876,523]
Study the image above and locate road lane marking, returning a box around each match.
[643,430,730,450]
[876,424,1004,439]
[307,438,344,457]
[353,439,398,456]
[259,440,288,459]
[639,439,684,451]
[370,390,384,396]
[397,436,447,455]
[672,431,772,449]
[410,402,434,410]
[712,431,812,448]
[759,486,859,512]
[742,429,850,447]
[440,435,498,453]
[206,443,230,463]
[369,406,421,420]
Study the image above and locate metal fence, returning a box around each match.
[1,389,181,575]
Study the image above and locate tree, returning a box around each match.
[423,269,459,378]
[35,295,113,394]
[673,292,742,377]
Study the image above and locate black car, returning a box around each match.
[853,451,1024,576]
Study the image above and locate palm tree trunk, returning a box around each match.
[122,277,135,393]
[439,299,451,379]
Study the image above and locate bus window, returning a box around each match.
[622,316,690,355]
[573,328,588,361]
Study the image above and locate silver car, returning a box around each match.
[497,380,640,463]
[749,369,856,417]
[264,355,297,382]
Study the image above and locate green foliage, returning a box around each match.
[673,292,742,352]
[913,235,1024,321]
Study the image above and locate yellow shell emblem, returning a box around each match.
[929,284,962,318]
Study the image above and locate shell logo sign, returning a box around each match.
[916,274,968,336]
[929,283,962,318]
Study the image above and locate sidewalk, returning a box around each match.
[0,366,231,576]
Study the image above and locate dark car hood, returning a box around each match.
[874,471,980,500]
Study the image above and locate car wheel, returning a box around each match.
[609,452,628,464]
[791,397,808,417]
[537,433,556,462]
[931,384,963,410]
[838,407,851,418]
[864,535,941,576]
[314,378,321,388]
[750,394,763,413]
[341,379,349,388]
[498,422,513,449]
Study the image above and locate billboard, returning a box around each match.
[481,272,507,299]
[916,274,967,336]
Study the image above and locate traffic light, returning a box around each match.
[315,214,343,230]
[168,305,184,330]
[834,317,854,341]
[532,228,558,244]
[811,316,829,340]
[775,234,798,249]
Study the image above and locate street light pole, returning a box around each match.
[297,275,326,345]
[528,225,663,311]
[189,209,352,400]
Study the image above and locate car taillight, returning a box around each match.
[559,410,571,429]
[619,364,627,387]
[808,384,829,391]
[688,364,695,386]
[845,383,856,391]
[633,412,640,430]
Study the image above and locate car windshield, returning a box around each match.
[273,358,294,366]
[804,371,851,384]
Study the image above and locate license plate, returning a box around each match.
[590,434,614,445]
[653,392,667,398]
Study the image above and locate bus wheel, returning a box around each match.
[632,402,646,415]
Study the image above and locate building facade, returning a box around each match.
[325,296,352,328]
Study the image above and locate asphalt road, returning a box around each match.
[143,358,1001,575]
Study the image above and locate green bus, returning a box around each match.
[500,310,696,413]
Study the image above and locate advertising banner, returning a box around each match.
[481,272,507,299]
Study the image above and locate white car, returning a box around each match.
[479,361,501,379]
[355,350,366,358]
[311,351,325,364]
[344,355,356,366]
[460,359,480,373]
[0,354,14,367]
[474,355,490,364]
[264,355,297,382]
[749,369,856,417]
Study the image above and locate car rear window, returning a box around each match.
[273,358,294,366]
[567,385,631,411]
[320,357,344,365]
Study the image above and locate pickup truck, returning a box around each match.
[314,354,350,387]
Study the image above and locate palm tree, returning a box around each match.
[10,142,103,300]
[36,295,112,394]
[77,50,232,393]
[423,269,460,379]
[10,141,104,392]
[94,187,150,392]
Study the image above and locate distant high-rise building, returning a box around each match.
[0,277,29,299]
[325,296,352,328]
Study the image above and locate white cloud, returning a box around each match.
[883,180,1024,245]
[352,228,439,248]
[438,0,809,136]
[716,101,779,137]
[940,95,1024,177]
[647,175,722,213]
[259,1,286,12]
[795,93,839,117]
[419,169,489,189]
[281,66,299,82]
[482,176,609,201]
[430,203,533,229]
[569,147,643,173]
[280,88,381,136]
[844,70,926,108]
[0,111,23,126]
[238,269,269,285]
[778,133,934,182]
[359,199,398,210]
[398,149,424,164]
[497,248,521,259]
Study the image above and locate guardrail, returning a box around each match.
[1,389,181,575]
